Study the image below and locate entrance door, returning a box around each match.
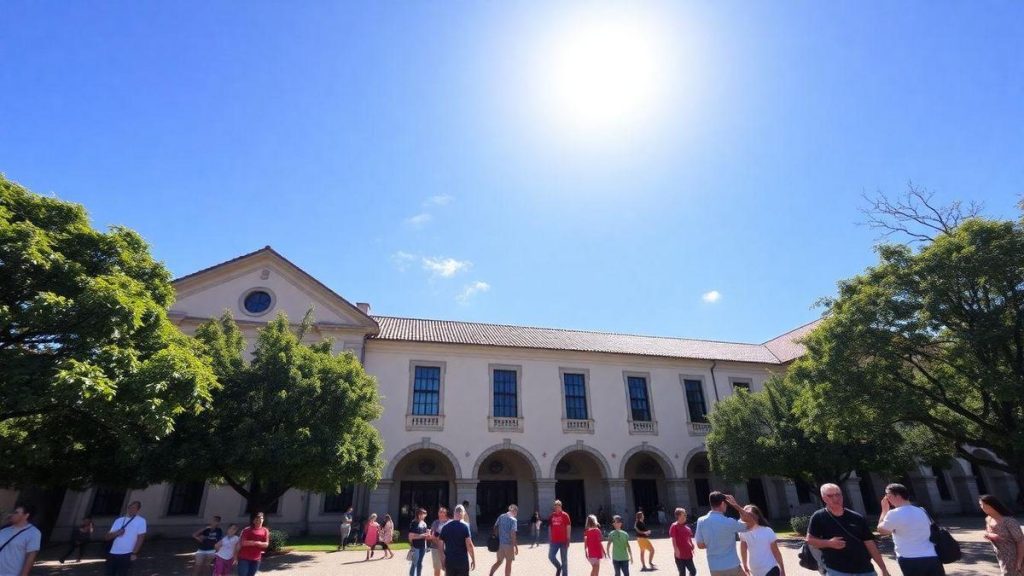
[477,481,518,528]
[746,478,770,519]
[631,480,659,522]
[399,481,450,529]
[694,478,711,509]
[555,480,586,526]
[860,475,880,514]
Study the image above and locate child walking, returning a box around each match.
[213,524,240,576]
[606,515,634,576]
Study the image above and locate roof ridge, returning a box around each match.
[761,316,824,345]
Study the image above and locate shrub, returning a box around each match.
[790,515,811,535]
[268,529,289,553]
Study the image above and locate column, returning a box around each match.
[952,475,980,514]
[782,479,804,516]
[608,479,628,517]
[909,473,942,510]
[368,480,394,518]
[536,479,557,512]
[667,479,691,511]
[455,480,479,526]
[842,477,866,514]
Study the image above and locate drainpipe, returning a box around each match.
[710,360,721,404]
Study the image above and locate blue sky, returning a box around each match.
[2,1,1022,343]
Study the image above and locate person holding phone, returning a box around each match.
[877,483,942,576]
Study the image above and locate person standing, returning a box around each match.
[694,492,756,576]
[59,516,94,564]
[669,508,696,576]
[738,505,784,576]
[104,500,147,576]
[606,515,634,576]
[363,513,380,561]
[0,503,41,576]
[339,506,354,551]
[212,524,240,576]
[439,505,476,576]
[549,499,573,576]
[585,514,606,576]
[236,512,270,576]
[192,515,223,576]
[380,514,396,559]
[806,484,890,576]
[531,510,543,548]
[429,507,451,576]
[489,504,519,576]
[635,511,656,571]
[980,494,1024,576]
[408,508,430,576]
[876,483,942,576]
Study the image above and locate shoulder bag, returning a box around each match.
[108,515,136,553]
[487,516,501,552]
[924,509,961,564]
[0,527,32,555]
[798,509,823,571]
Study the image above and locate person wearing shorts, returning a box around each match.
[489,504,519,576]
[585,515,606,575]
[429,507,451,576]
[635,511,656,572]
[192,516,223,576]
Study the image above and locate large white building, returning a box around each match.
[5,247,1019,539]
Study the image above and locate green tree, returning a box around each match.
[707,376,936,490]
[158,311,385,512]
[0,175,216,488]
[794,191,1024,502]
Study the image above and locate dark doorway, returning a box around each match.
[18,486,66,543]
[694,478,711,511]
[555,480,585,526]
[746,478,770,519]
[632,480,659,522]
[477,481,518,527]
[859,475,880,514]
[399,481,450,529]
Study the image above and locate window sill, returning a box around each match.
[562,419,595,434]
[629,420,658,435]
[488,416,523,433]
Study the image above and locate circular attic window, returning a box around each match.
[241,289,274,316]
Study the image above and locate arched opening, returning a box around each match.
[390,448,458,529]
[685,452,725,518]
[623,452,668,524]
[554,451,609,525]
[476,449,537,527]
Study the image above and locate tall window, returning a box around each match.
[167,481,205,516]
[932,466,953,501]
[563,373,588,420]
[90,487,127,516]
[627,376,652,422]
[324,486,355,513]
[412,366,441,415]
[684,379,708,422]
[493,369,518,417]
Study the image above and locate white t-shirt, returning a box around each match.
[215,535,240,561]
[109,515,147,555]
[738,525,779,576]
[0,524,41,576]
[878,505,937,559]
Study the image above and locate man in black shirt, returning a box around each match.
[439,505,476,576]
[191,515,223,576]
[806,483,890,576]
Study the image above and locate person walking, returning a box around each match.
[191,515,223,576]
[531,510,543,548]
[585,514,606,576]
[439,505,476,576]
[549,499,573,576]
[694,492,756,576]
[738,505,784,576]
[806,483,890,576]
[408,508,430,576]
[363,513,380,561]
[429,507,451,576]
[0,503,41,576]
[669,508,696,576]
[489,504,519,576]
[980,494,1024,576]
[380,514,396,559]
[236,512,270,576]
[606,515,634,576]
[877,483,942,576]
[635,511,656,572]
[212,524,239,576]
[339,506,354,551]
[59,516,94,564]
[104,500,147,576]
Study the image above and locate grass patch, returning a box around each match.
[285,536,411,552]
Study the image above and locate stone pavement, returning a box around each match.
[34,517,1001,575]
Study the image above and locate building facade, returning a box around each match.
[7,247,1019,539]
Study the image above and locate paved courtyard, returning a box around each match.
[34,518,1002,575]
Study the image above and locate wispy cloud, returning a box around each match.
[422,257,472,278]
[425,194,454,207]
[457,281,491,303]
[702,290,722,303]
[391,251,417,272]
[405,213,432,228]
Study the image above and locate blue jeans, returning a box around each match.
[549,542,569,575]
[825,570,874,576]
[409,547,426,576]
[237,558,261,576]
[614,559,631,576]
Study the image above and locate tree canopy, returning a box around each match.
[156,311,385,512]
[0,175,216,488]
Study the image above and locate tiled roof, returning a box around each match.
[762,318,823,363]
[370,316,790,364]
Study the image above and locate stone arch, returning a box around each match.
[548,442,613,479]
[618,443,678,479]
[472,440,543,480]
[384,439,463,479]
[682,446,709,475]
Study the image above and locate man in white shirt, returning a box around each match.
[0,503,41,576]
[105,500,147,576]
[877,483,943,576]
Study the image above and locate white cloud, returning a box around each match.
[702,290,722,303]
[422,257,472,278]
[405,213,433,227]
[426,194,454,206]
[457,281,491,303]
[391,251,417,271]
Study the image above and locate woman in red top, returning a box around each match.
[236,512,270,576]
[585,514,606,575]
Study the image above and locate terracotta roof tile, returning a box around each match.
[762,318,823,363]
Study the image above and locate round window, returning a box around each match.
[242,290,273,315]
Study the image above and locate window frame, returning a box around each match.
[165,481,207,517]
[729,377,752,394]
[407,361,447,417]
[622,371,655,423]
[323,486,356,514]
[559,368,592,421]
[680,375,709,423]
[90,487,127,517]
[488,364,523,419]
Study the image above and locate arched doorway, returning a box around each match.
[623,452,669,524]
[390,448,458,528]
[553,450,610,525]
[475,449,538,527]
[685,452,724,518]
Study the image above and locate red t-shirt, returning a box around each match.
[669,522,694,559]
[585,527,604,559]
[238,526,269,562]
[549,511,571,544]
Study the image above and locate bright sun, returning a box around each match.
[540,8,670,140]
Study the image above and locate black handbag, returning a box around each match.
[929,522,961,564]
[487,520,500,552]
[798,541,819,571]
